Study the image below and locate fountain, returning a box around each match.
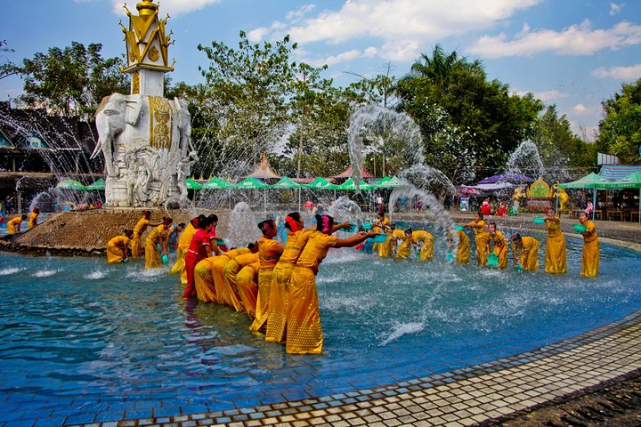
[1,4,641,427]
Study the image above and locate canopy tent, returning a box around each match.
[234,177,270,189]
[84,178,105,191]
[202,177,233,189]
[460,182,519,192]
[373,176,405,189]
[246,153,281,180]
[272,176,302,189]
[558,172,616,221]
[598,165,641,181]
[609,171,641,223]
[332,165,374,180]
[477,173,534,185]
[186,178,203,190]
[305,177,338,190]
[336,177,373,191]
[56,179,85,190]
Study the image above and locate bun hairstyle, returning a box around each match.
[124,229,134,238]
[33,207,40,214]
[191,217,199,228]
[143,209,150,218]
[511,233,522,242]
[284,212,301,231]
[315,214,334,233]
[247,242,256,251]
[163,217,173,226]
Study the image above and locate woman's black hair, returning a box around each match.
[198,215,211,229]
[178,223,186,229]
[208,214,219,222]
[257,219,275,234]
[315,214,335,232]
[477,212,484,220]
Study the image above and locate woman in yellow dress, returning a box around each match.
[265,213,313,343]
[131,210,161,258]
[447,230,470,264]
[486,222,508,269]
[578,212,599,278]
[170,217,198,285]
[223,251,260,310]
[144,217,172,269]
[286,214,374,355]
[466,212,488,266]
[7,214,26,234]
[237,262,260,320]
[395,228,415,259]
[211,246,253,310]
[413,230,434,261]
[28,207,39,229]
[250,220,284,333]
[511,233,539,271]
[543,208,567,274]
[106,229,133,264]
[378,226,397,258]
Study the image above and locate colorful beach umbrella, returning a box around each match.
[56,179,85,190]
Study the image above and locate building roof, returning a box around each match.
[599,165,641,181]
[246,153,281,179]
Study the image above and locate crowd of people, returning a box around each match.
[101,206,600,355]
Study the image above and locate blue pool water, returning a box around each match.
[1,233,640,426]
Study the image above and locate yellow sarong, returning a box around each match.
[144,225,164,269]
[545,218,566,274]
[213,248,249,310]
[581,220,599,278]
[170,222,197,285]
[237,262,260,320]
[514,236,539,271]
[194,257,217,303]
[222,252,259,313]
[106,235,129,264]
[131,217,150,258]
[250,237,283,333]
[454,230,470,264]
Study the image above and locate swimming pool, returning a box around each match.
[0,233,640,426]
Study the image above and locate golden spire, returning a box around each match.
[136,0,158,17]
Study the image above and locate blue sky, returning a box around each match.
[1,0,640,140]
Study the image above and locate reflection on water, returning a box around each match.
[0,234,640,422]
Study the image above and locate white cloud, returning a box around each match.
[250,0,541,63]
[609,2,623,16]
[591,64,641,80]
[514,90,570,102]
[111,0,222,17]
[572,103,600,116]
[469,20,641,58]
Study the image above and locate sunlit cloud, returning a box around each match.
[469,20,641,58]
[572,103,600,116]
[111,0,222,17]
[592,64,641,80]
[250,0,541,62]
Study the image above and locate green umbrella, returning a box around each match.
[56,179,85,190]
[84,178,105,190]
[186,178,203,190]
[558,173,613,189]
[337,177,373,191]
[559,173,615,222]
[305,177,338,190]
[202,177,233,189]
[234,177,271,189]
[272,176,302,189]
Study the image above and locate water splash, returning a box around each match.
[506,140,543,180]
[0,267,25,276]
[225,202,261,248]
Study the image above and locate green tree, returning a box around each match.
[0,40,18,81]
[596,79,641,164]
[12,42,128,116]
[397,46,542,183]
[197,31,300,175]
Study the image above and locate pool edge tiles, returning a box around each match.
[61,310,641,427]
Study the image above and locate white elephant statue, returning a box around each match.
[91,93,196,207]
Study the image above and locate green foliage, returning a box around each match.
[0,40,18,81]
[597,79,641,165]
[397,45,543,182]
[13,42,129,116]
